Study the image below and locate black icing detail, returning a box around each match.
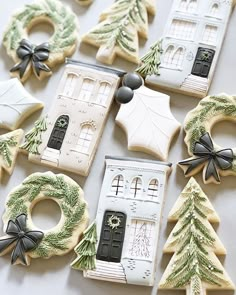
[10,39,51,79]
[0,214,44,265]
[47,115,69,150]
[97,211,126,263]
[115,86,134,104]
[123,73,143,90]
[191,48,215,78]
[179,133,233,183]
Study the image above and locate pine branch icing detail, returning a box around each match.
[0,129,24,180]
[82,0,156,64]
[136,39,163,77]
[71,221,97,271]
[181,94,236,182]
[159,178,235,295]
[0,136,17,167]
[2,172,89,263]
[21,117,47,155]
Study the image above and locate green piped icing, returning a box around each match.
[162,179,230,293]
[184,94,236,173]
[3,0,77,54]
[20,117,47,155]
[84,0,154,59]
[136,39,163,77]
[71,221,97,270]
[0,136,17,167]
[5,173,87,259]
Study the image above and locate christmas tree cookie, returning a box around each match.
[0,129,24,180]
[71,221,97,270]
[159,178,234,294]
[82,0,156,64]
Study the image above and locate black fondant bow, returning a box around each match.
[179,133,233,183]
[10,39,51,79]
[0,214,44,265]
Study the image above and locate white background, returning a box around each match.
[0,0,235,294]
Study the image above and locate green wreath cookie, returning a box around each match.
[179,94,236,184]
[3,0,78,82]
[0,172,89,266]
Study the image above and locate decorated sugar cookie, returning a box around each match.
[159,177,235,294]
[21,60,125,176]
[139,0,235,98]
[79,156,171,286]
[179,94,236,184]
[82,0,156,64]
[0,79,44,130]
[0,172,89,266]
[77,0,93,5]
[115,73,181,161]
[3,0,78,82]
[0,129,24,180]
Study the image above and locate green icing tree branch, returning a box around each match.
[71,221,97,271]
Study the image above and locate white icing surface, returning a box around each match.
[0,79,44,130]
[0,1,235,295]
[116,86,181,161]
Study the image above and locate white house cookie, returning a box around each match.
[3,0,78,82]
[83,156,172,286]
[142,0,235,98]
[159,177,235,294]
[0,129,24,181]
[20,60,125,176]
[115,73,181,161]
[179,94,236,184]
[82,0,156,64]
[0,79,44,130]
[0,172,89,266]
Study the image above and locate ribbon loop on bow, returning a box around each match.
[10,39,51,79]
[179,133,233,183]
[0,214,44,265]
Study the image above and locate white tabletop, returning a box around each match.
[0,1,235,295]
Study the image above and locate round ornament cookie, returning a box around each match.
[179,94,236,184]
[0,172,89,265]
[3,0,78,82]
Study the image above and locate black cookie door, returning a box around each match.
[97,211,126,263]
[191,48,215,78]
[47,115,69,150]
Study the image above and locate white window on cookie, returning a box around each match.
[77,124,93,153]
[179,0,197,13]
[147,179,159,200]
[96,81,112,106]
[210,3,219,16]
[202,25,218,45]
[130,177,142,198]
[63,73,79,97]
[110,174,124,196]
[163,45,185,69]
[79,78,95,102]
[126,219,155,261]
[169,19,196,40]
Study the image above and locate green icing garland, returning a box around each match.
[184,94,236,173]
[0,136,17,167]
[3,172,88,260]
[3,0,78,73]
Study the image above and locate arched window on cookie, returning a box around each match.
[63,73,79,97]
[130,177,142,198]
[79,77,95,102]
[147,179,159,200]
[77,124,94,154]
[96,81,112,106]
[111,175,124,196]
